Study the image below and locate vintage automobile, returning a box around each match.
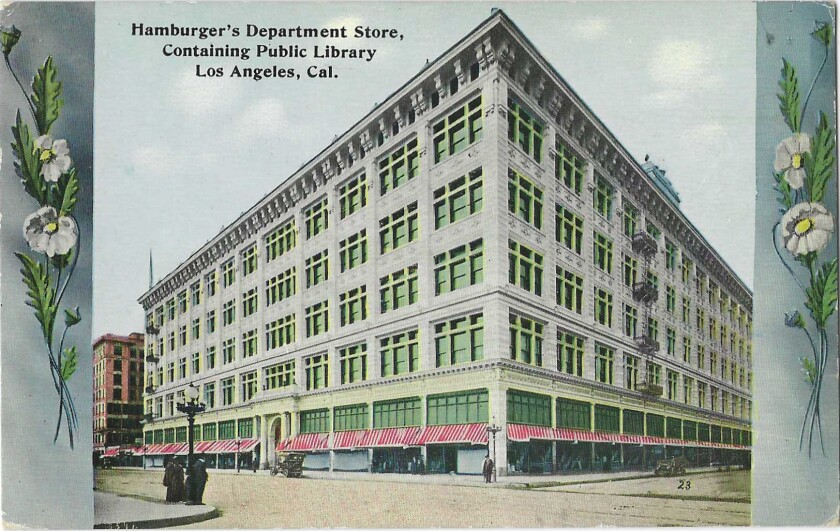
[653,457,687,477]
[270,452,305,478]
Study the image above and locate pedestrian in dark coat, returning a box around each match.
[482,454,494,483]
[190,458,209,505]
[171,459,186,502]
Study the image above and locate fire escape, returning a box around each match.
[142,321,160,423]
[631,232,663,397]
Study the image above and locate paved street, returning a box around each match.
[95,468,750,527]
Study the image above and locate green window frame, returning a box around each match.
[334,404,369,431]
[305,300,329,337]
[665,240,677,270]
[427,388,489,425]
[433,167,483,229]
[593,231,613,273]
[666,328,676,355]
[222,260,235,288]
[556,266,584,314]
[192,318,200,340]
[165,298,176,321]
[623,201,638,238]
[698,422,710,441]
[646,414,665,437]
[683,376,694,405]
[508,240,543,295]
[175,426,187,443]
[682,296,690,323]
[507,390,551,427]
[379,202,419,253]
[623,254,637,287]
[373,397,421,428]
[623,409,644,435]
[434,239,484,295]
[205,271,217,298]
[508,97,544,162]
[241,245,258,277]
[697,344,706,370]
[594,343,614,385]
[242,287,258,318]
[221,377,235,406]
[178,290,188,314]
[266,267,296,306]
[265,314,295,350]
[557,398,591,430]
[681,254,693,284]
[593,174,614,219]
[205,347,216,371]
[339,343,368,384]
[339,286,368,326]
[338,172,367,219]
[379,265,418,313]
[238,417,254,439]
[153,429,165,444]
[625,354,639,390]
[241,371,258,401]
[509,314,543,366]
[380,329,420,377]
[222,338,235,365]
[300,408,330,434]
[434,313,484,367]
[304,197,329,239]
[379,138,419,194]
[623,304,638,337]
[646,221,661,240]
[218,420,236,440]
[666,417,682,439]
[683,420,697,441]
[339,230,368,272]
[164,428,176,444]
[179,325,187,346]
[667,370,679,400]
[222,299,235,327]
[594,286,613,327]
[265,219,296,262]
[241,328,258,358]
[508,168,543,229]
[190,281,202,307]
[594,404,620,433]
[555,139,585,195]
[264,360,295,390]
[305,249,329,287]
[556,203,584,254]
[557,329,584,377]
[304,353,329,390]
[433,95,483,163]
[683,337,692,363]
[191,351,200,374]
[666,285,676,313]
[145,431,154,444]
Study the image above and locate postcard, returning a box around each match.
[0,1,836,528]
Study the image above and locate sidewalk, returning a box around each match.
[94,491,219,529]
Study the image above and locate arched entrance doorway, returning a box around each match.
[267,416,283,467]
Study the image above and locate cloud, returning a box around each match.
[170,66,243,118]
[129,144,177,178]
[645,39,722,105]
[231,98,288,143]
[572,17,608,40]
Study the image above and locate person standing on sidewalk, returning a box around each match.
[482,454,494,483]
[191,458,209,505]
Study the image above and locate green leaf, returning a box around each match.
[777,59,802,133]
[31,56,63,135]
[773,171,793,211]
[800,357,817,384]
[805,112,836,203]
[805,258,838,328]
[61,346,77,381]
[15,252,56,344]
[812,22,832,47]
[11,111,46,205]
[54,167,78,216]
[64,306,81,328]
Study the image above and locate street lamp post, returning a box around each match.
[176,383,205,502]
[486,423,501,483]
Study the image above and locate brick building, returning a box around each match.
[139,10,751,475]
[93,333,146,448]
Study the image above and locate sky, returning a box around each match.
[93,1,756,337]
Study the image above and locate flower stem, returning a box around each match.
[772,222,808,294]
[3,54,38,131]
[802,46,829,125]
[55,223,79,308]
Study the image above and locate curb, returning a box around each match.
[94,493,220,529]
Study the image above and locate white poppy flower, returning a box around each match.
[774,133,811,190]
[35,135,72,182]
[781,202,835,256]
[23,206,78,257]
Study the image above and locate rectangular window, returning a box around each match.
[433,95,483,163]
[222,338,235,365]
[427,388,489,425]
[665,240,677,271]
[625,355,639,390]
[168,331,175,353]
[305,300,329,337]
[594,343,614,384]
[304,197,329,239]
[222,299,236,326]
[242,287,258,318]
[506,390,551,427]
[241,245,258,277]
[647,414,665,437]
[683,337,692,364]
[623,304,638,337]
[264,360,295,390]
[179,325,187,347]
[666,328,676,355]
[434,239,484,295]
[304,353,329,390]
[191,318,200,340]
[623,202,638,238]
[166,298,175,321]
[379,138,419,194]
[339,343,368,384]
[508,97,543,162]
[648,317,658,341]
[508,240,543,295]
[666,417,682,439]
[435,313,484,367]
[339,286,368,326]
[205,271,217,298]
[647,363,662,385]
[594,405,620,433]
[241,371,258,401]
[379,202,419,253]
[192,351,200,374]
[265,267,296,306]
[593,174,614,219]
[646,221,661,240]
[265,314,295,350]
[334,404,369,431]
[682,296,691,323]
[594,286,613,327]
[556,266,584,313]
[667,370,679,400]
[555,139,585,195]
[683,376,694,405]
[557,330,584,377]
[300,408,330,434]
[433,167,483,230]
[339,230,368,272]
[339,172,367,218]
[380,265,419,313]
[622,254,638,288]
[373,397,421,428]
[221,377,235,406]
[218,420,235,440]
[238,418,254,439]
[593,232,613,273]
[557,398,591,430]
[697,344,706,371]
[509,314,543,367]
[190,281,202,307]
[242,328,258,358]
[666,285,676,313]
[555,206,586,268]
[681,255,693,284]
[178,290,188,314]
[222,260,235,288]
[178,357,186,379]
[204,346,216,371]
[508,168,543,229]
[623,409,645,435]
[305,249,329,287]
[265,219,296,262]
[380,329,419,377]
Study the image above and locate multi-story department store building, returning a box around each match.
[139,10,752,475]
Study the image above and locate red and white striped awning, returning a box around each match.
[507,424,750,449]
[358,427,423,448]
[416,423,488,445]
[103,447,120,457]
[174,439,259,454]
[143,443,186,455]
[276,433,329,452]
[332,430,367,450]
